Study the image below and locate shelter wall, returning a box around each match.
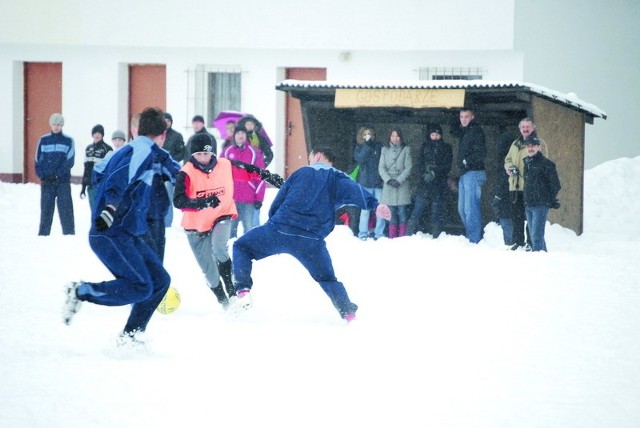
[532,96,584,234]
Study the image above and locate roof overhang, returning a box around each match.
[276,79,607,122]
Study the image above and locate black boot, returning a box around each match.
[218,258,236,297]
[210,283,229,308]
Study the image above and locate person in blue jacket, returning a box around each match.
[35,113,75,236]
[230,147,391,322]
[62,107,179,345]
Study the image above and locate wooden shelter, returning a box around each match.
[276,80,606,236]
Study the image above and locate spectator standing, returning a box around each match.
[110,130,127,151]
[407,124,453,238]
[162,113,185,163]
[491,130,517,246]
[230,147,391,322]
[522,136,561,252]
[237,114,273,228]
[353,127,385,240]
[455,108,487,243]
[221,126,266,238]
[184,115,217,162]
[35,113,75,236]
[174,134,238,309]
[221,120,236,152]
[62,107,179,345]
[504,118,549,250]
[236,114,273,167]
[80,124,113,211]
[378,128,412,238]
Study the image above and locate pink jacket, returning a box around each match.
[221,143,266,204]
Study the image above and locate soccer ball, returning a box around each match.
[156,286,181,314]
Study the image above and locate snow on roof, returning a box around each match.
[276,79,607,119]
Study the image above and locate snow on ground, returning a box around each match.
[1,156,639,427]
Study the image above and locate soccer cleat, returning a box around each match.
[62,281,83,325]
[228,289,253,314]
[343,313,356,323]
[116,331,147,350]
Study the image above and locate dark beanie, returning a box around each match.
[234,125,247,136]
[91,124,105,136]
[164,112,173,123]
[190,134,215,154]
[192,115,205,123]
[428,124,443,135]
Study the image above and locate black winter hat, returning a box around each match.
[91,124,104,136]
[525,135,541,145]
[234,125,247,135]
[190,134,215,154]
[428,124,443,135]
[164,112,173,123]
[192,115,205,123]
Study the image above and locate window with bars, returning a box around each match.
[418,67,483,81]
[186,66,242,126]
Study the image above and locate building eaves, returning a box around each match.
[276,79,607,120]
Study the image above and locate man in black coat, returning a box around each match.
[455,108,487,243]
[163,113,185,163]
[523,136,561,252]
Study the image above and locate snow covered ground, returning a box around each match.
[1,156,639,427]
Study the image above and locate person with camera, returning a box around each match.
[407,124,453,238]
[504,118,548,251]
[522,135,561,252]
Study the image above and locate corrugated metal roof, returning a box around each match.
[276,79,607,119]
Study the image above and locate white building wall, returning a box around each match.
[0,0,519,178]
[1,0,515,51]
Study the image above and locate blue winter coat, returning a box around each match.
[269,162,379,239]
[90,136,178,236]
[35,131,75,181]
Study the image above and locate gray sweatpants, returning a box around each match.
[186,218,232,288]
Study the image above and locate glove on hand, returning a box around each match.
[80,186,87,199]
[261,171,285,188]
[95,206,116,231]
[254,201,263,210]
[551,199,561,209]
[387,179,401,188]
[200,194,220,209]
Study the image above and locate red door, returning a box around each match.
[24,62,62,183]
[129,65,166,138]
[285,68,326,177]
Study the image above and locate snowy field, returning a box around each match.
[1,156,639,427]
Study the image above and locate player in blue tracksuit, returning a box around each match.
[35,113,76,236]
[231,147,391,321]
[62,108,178,341]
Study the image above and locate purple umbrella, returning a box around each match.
[213,110,244,139]
[213,110,273,146]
